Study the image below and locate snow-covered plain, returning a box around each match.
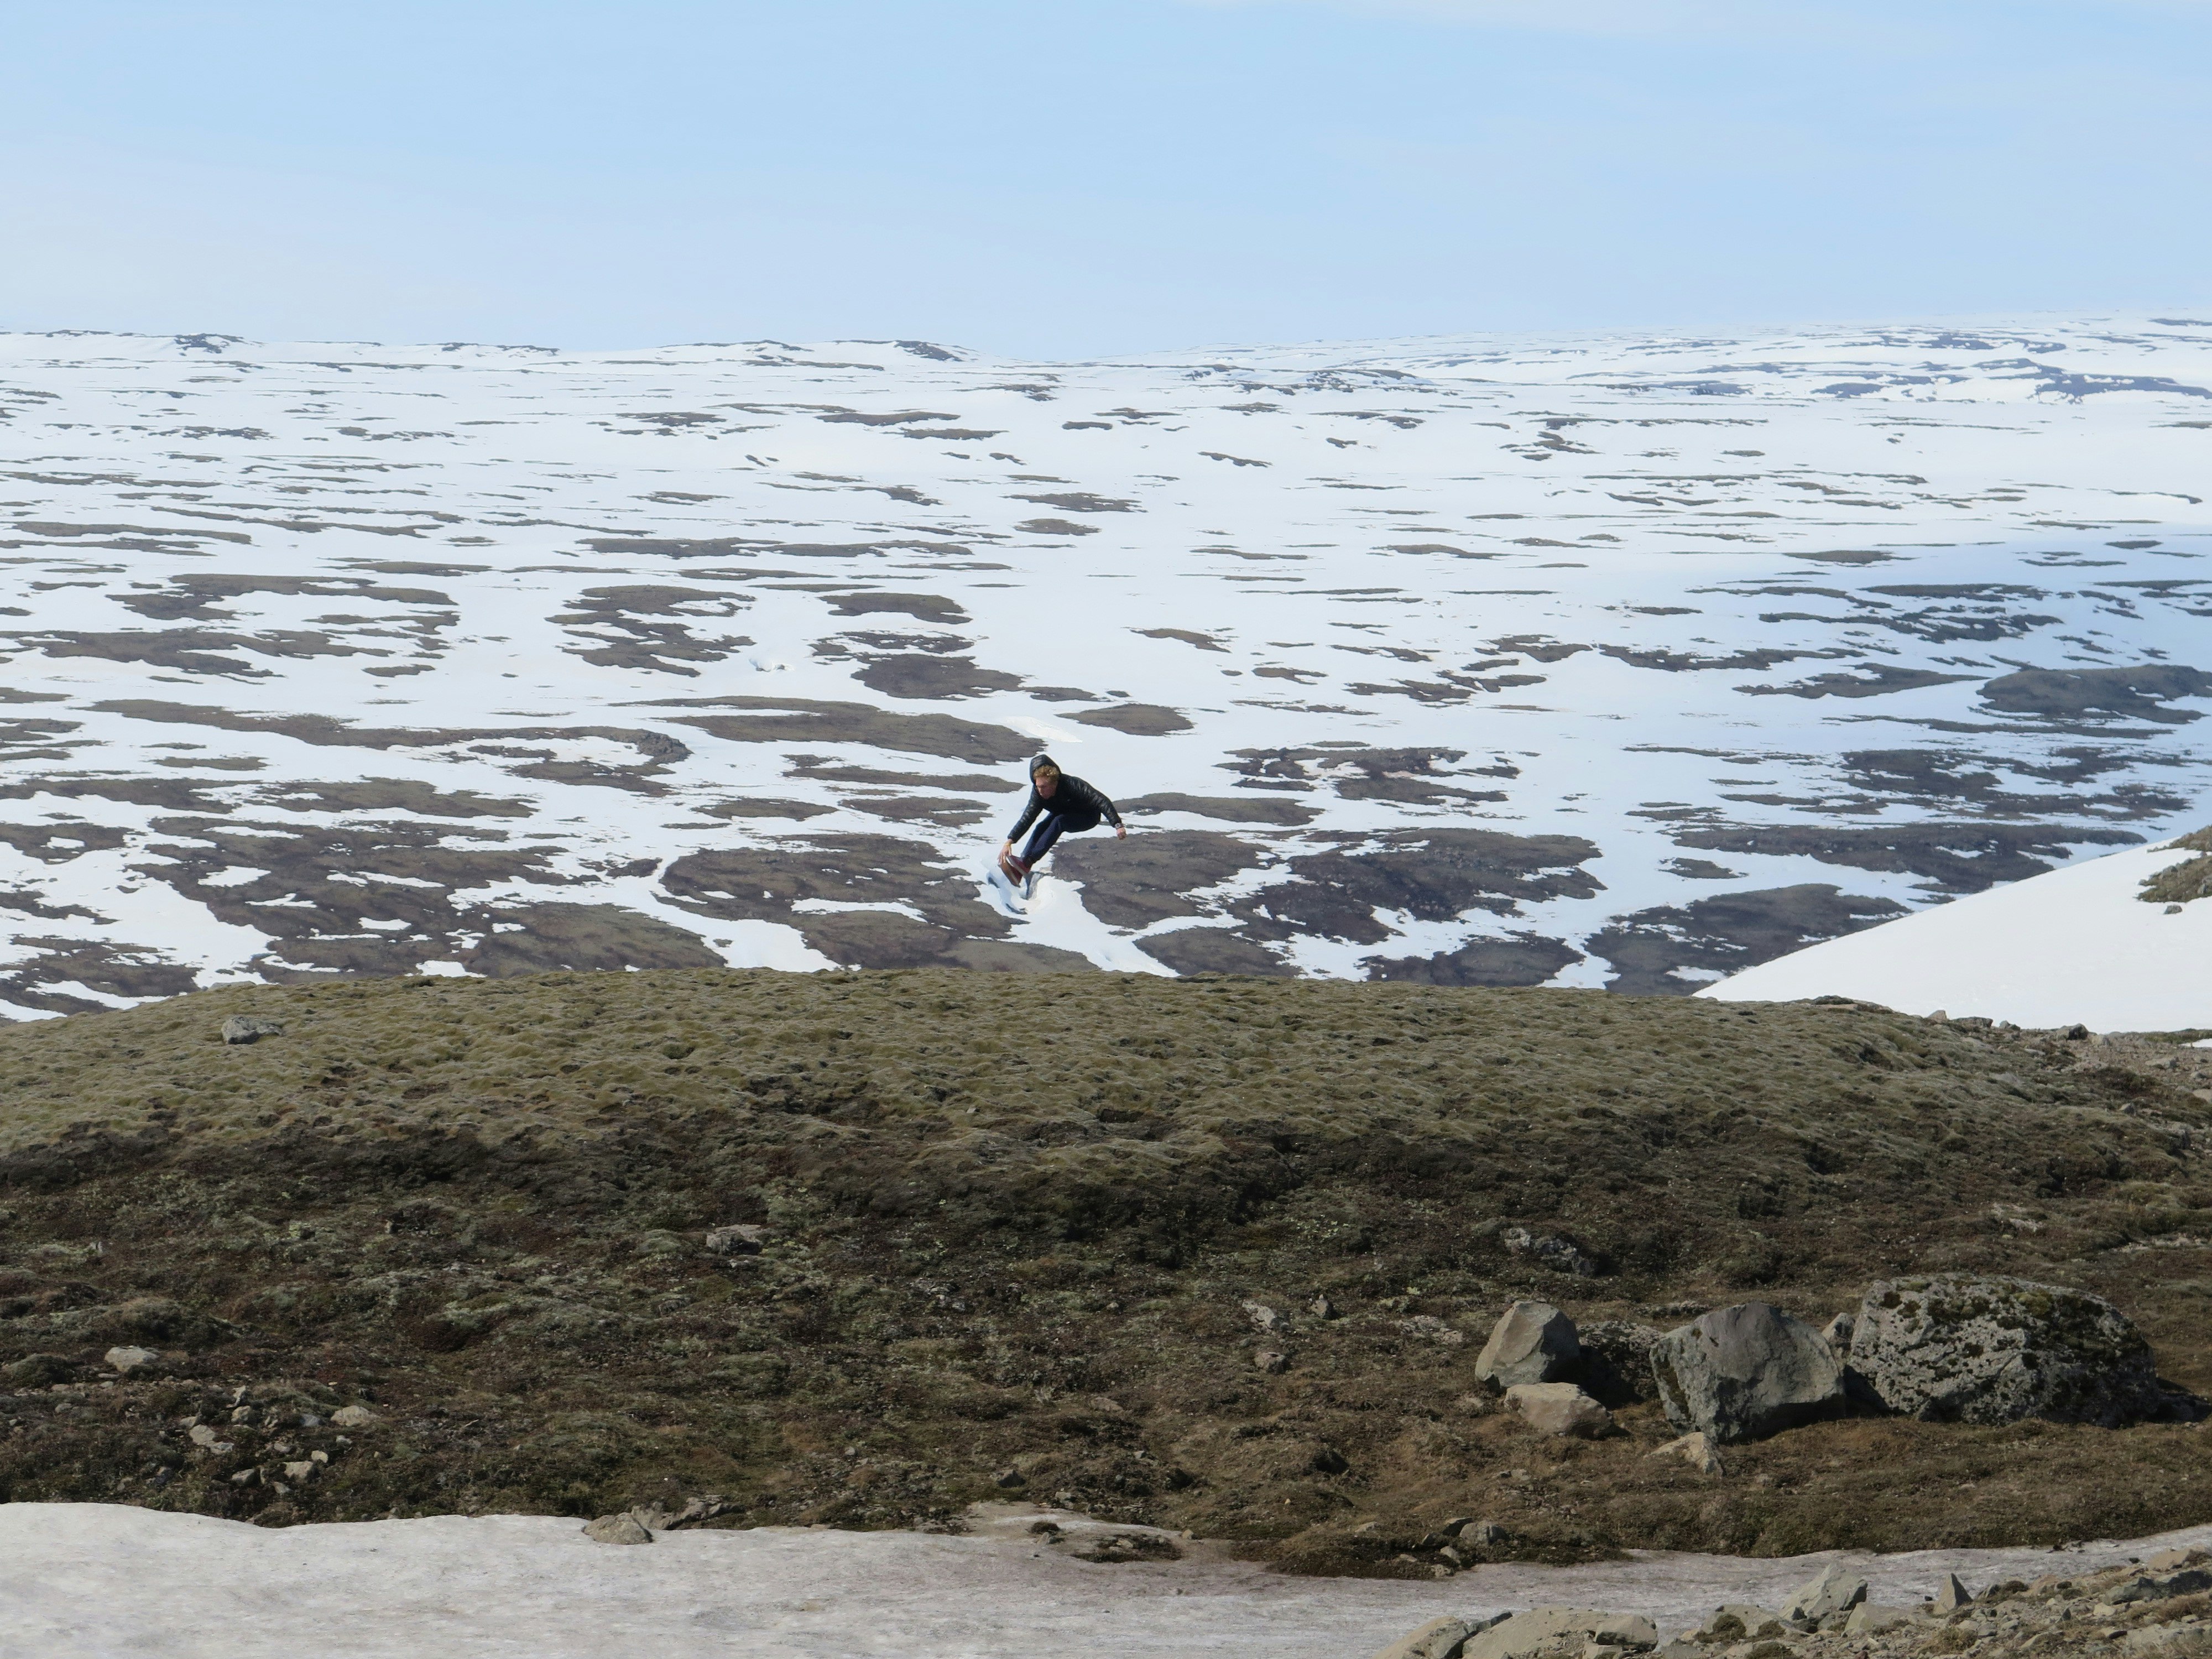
[1,317,2209,1016]
[4,1501,2208,1659]
[1700,834,2211,1027]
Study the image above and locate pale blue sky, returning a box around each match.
[3,1,2207,356]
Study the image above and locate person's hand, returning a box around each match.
[1115,824,1127,839]
[999,839,1013,858]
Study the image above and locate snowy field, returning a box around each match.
[1702,834,2212,1027]
[1,317,2209,1016]
[6,1501,2209,1659]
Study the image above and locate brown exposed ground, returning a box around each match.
[2,970,2211,1572]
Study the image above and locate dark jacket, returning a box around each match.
[1008,774,1120,839]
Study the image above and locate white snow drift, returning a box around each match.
[1700,835,2211,1028]
[4,1501,2209,1659]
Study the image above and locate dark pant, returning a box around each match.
[1020,810,1098,865]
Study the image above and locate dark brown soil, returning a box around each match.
[1064,705,1195,735]
[6,971,2212,1566]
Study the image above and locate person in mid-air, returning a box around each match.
[999,754,1124,885]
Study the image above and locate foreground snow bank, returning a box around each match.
[6,1503,2212,1659]
[1699,839,2212,1029]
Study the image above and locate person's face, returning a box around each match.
[1035,770,1058,798]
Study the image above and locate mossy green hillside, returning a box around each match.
[4,969,2212,1568]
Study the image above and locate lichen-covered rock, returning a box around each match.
[1462,1608,1657,1659]
[1649,1302,1844,1444]
[1843,1604,1918,1635]
[1849,1275,2162,1426]
[1698,1605,1787,1642]
[1500,1225,1595,1276]
[220,1015,284,1045]
[582,1514,653,1545]
[1782,1561,1867,1624]
[1574,1319,1665,1405]
[1475,1300,1580,1389]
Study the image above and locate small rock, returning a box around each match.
[1476,1300,1582,1389]
[330,1405,378,1428]
[1819,1312,1854,1353]
[2110,1568,2212,1604]
[2061,1024,2089,1041]
[310,1451,328,1464]
[1071,1528,1183,1564]
[2150,1548,2212,1572]
[1844,1604,1919,1635]
[1698,1605,1787,1642]
[1936,1572,1974,1613]
[1464,1520,1507,1546]
[1370,1615,1469,1659]
[1462,1608,1658,1659]
[188,1424,221,1448]
[221,1015,285,1045]
[1311,1292,1339,1319]
[1650,1302,1845,1444]
[1243,1298,1286,1332]
[705,1223,768,1255]
[1505,1382,1611,1438]
[1500,1225,1597,1277]
[229,1467,259,1485]
[1255,1348,1290,1374]
[1399,1314,1465,1346]
[283,1460,316,1482]
[1783,1561,1869,1625]
[582,1514,653,1545]
[104,1345,161,1375]
[992,1467,1027,1489]
[1650,1432,1723,1474]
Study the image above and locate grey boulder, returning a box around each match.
[1849,1275,2162,1426]
[1649,1302,1845,1444]
[220,1015,285,1045]
[582,1514,653,1545]
[1475,1300,1580,1389]
[1845,1605,1919,1636]
[1782,1561,1868,1625]
[1462,1608,1658,1659]
[1505,1382,1610,1438]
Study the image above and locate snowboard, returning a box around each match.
[985,860,1028,915]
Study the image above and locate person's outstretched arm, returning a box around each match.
[1068,776,1127,838]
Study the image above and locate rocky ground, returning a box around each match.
[4,969,2212,1572]
[1375,1545,2212,1658]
